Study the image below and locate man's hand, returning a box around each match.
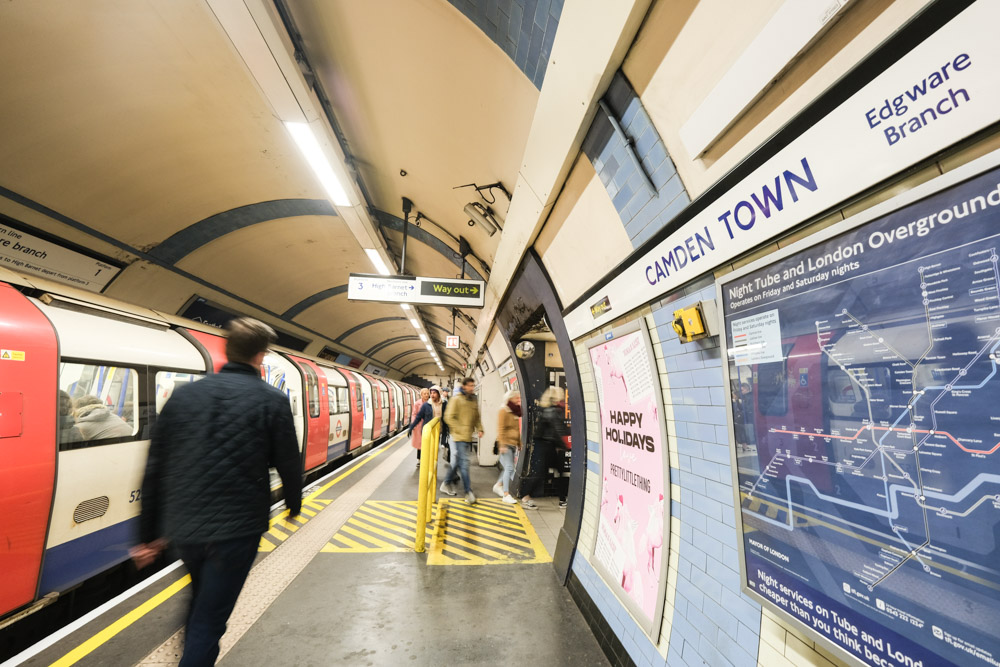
[407,430,412,437]
[477,430,484,439]
[130,538,167,569]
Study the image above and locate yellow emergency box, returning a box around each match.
[672,300,718,343]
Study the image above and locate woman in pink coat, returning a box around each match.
[409,388,430,467]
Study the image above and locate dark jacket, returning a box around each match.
[139,363,302,544]
[408,401,432,434]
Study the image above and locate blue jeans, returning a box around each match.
[443,438,472,494]
[497,448,516,494]
[177,535,260,667]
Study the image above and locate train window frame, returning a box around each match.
[327,385,338,415]
[154,369,204,414]
[58,359,149,450]
[337,387,349,413]
[302,364,321,419]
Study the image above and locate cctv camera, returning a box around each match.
[464,203,498,236]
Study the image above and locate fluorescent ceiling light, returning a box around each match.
[401,304,411,310]
[426,344,433,351]
[419,334,428,342]
[284,122,352,207]
[409,318,420,328]
[364,249,391,276]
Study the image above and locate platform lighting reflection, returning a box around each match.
[364,249,392,276]
[284,122,352,207]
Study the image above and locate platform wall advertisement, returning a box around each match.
[718,154,1000,666]
[587,319,669,637]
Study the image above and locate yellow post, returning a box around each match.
[415,417,441,553]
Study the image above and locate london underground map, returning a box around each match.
[723,164,1000,667]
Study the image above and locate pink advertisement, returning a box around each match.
[590,328,667,629]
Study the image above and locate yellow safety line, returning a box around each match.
[355,503,424,525]
[329,533,369,550]
[436,532,507,559]
[442,525,532,554]
[443,507,533,538]
[340,524,396,549]
[352,507,419,535]
[443,516,533,546]
[510,503,552,561]
[445,505,524,531]
[345,518,414,546]
[48,575,192,667]
[450,500,523,523]
[48,435,406,666]
[298,506,317,517]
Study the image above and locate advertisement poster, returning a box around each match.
[589,322,668,635]
[720,158,1000,666]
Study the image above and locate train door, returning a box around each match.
[341,370,364,450]
[389,381,410,431]
[0,284,57,618]
[180,328,227,372]
[365,375,384,439]
[384,380,397,432]
[374,378,389,438]
[261,353,305,451]
[354,372,374,443]
[289,357,329,472]
[319,367,351,461]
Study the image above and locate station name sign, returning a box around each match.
[348,274,485,308]
[564,2,1000,339]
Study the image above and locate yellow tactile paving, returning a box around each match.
[427,499,551,566]
[320,498,552,565]
[259,498,332,551]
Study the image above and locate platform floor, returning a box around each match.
[20,435,605,667]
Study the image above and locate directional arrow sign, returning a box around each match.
[348,274,485,308]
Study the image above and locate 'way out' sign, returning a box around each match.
[348,274,485,308]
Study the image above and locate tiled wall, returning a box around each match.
[569,280,842,666]
[446,0,561,89]
[581,72,690,248]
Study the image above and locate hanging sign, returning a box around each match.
[0,222,120,292]
[587,318,669,638]
[446,335,460,349]
[348,274,485,307]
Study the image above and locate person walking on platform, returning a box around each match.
[442,377,483,504]
[409,387,430,467]
[493,389,521,504]
[132,318,302,667]
[408,386,442,467]
[439,388,451,464]
[534,386,570,508]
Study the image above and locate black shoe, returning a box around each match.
[559,500,568,508]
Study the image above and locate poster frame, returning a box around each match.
[583,316,670,640]
[715,147,1000,667]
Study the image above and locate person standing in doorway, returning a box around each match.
[442,377,483,504]
[534,386,570,507]
[132,318,302,667]
[410,388,429,467]
[493,390,521,504]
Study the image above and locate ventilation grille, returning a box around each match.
[73,496,109,524]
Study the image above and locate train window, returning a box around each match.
[337,388,349,412]
[756,360,788,416]
[303,365,321,418]
[327,386,338,415]
[354,383,363,412]
[59,363,140,448]
[827,370,858,404]
[155,371,203,413]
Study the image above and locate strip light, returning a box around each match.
[284,122,353,207]
[419,334,428,342]
[364,248,392,276]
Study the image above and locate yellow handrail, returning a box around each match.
[415,416,441,553]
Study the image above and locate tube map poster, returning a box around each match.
[721,163,1000,666]
[590,327,667,631]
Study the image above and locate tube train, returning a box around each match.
[0,274,418,623]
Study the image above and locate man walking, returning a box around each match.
[132,318,302,667]
[442,377,483,504]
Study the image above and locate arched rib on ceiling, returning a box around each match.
[374,210,485,282]
[365,335,420,357]
[386,349,427,366]
[149,199,335,264]
[335,316,408,343]
[280,211,485,322]
[282,285,348,319]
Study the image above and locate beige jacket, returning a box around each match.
[497,406,521,450]
[444,392,483,442]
